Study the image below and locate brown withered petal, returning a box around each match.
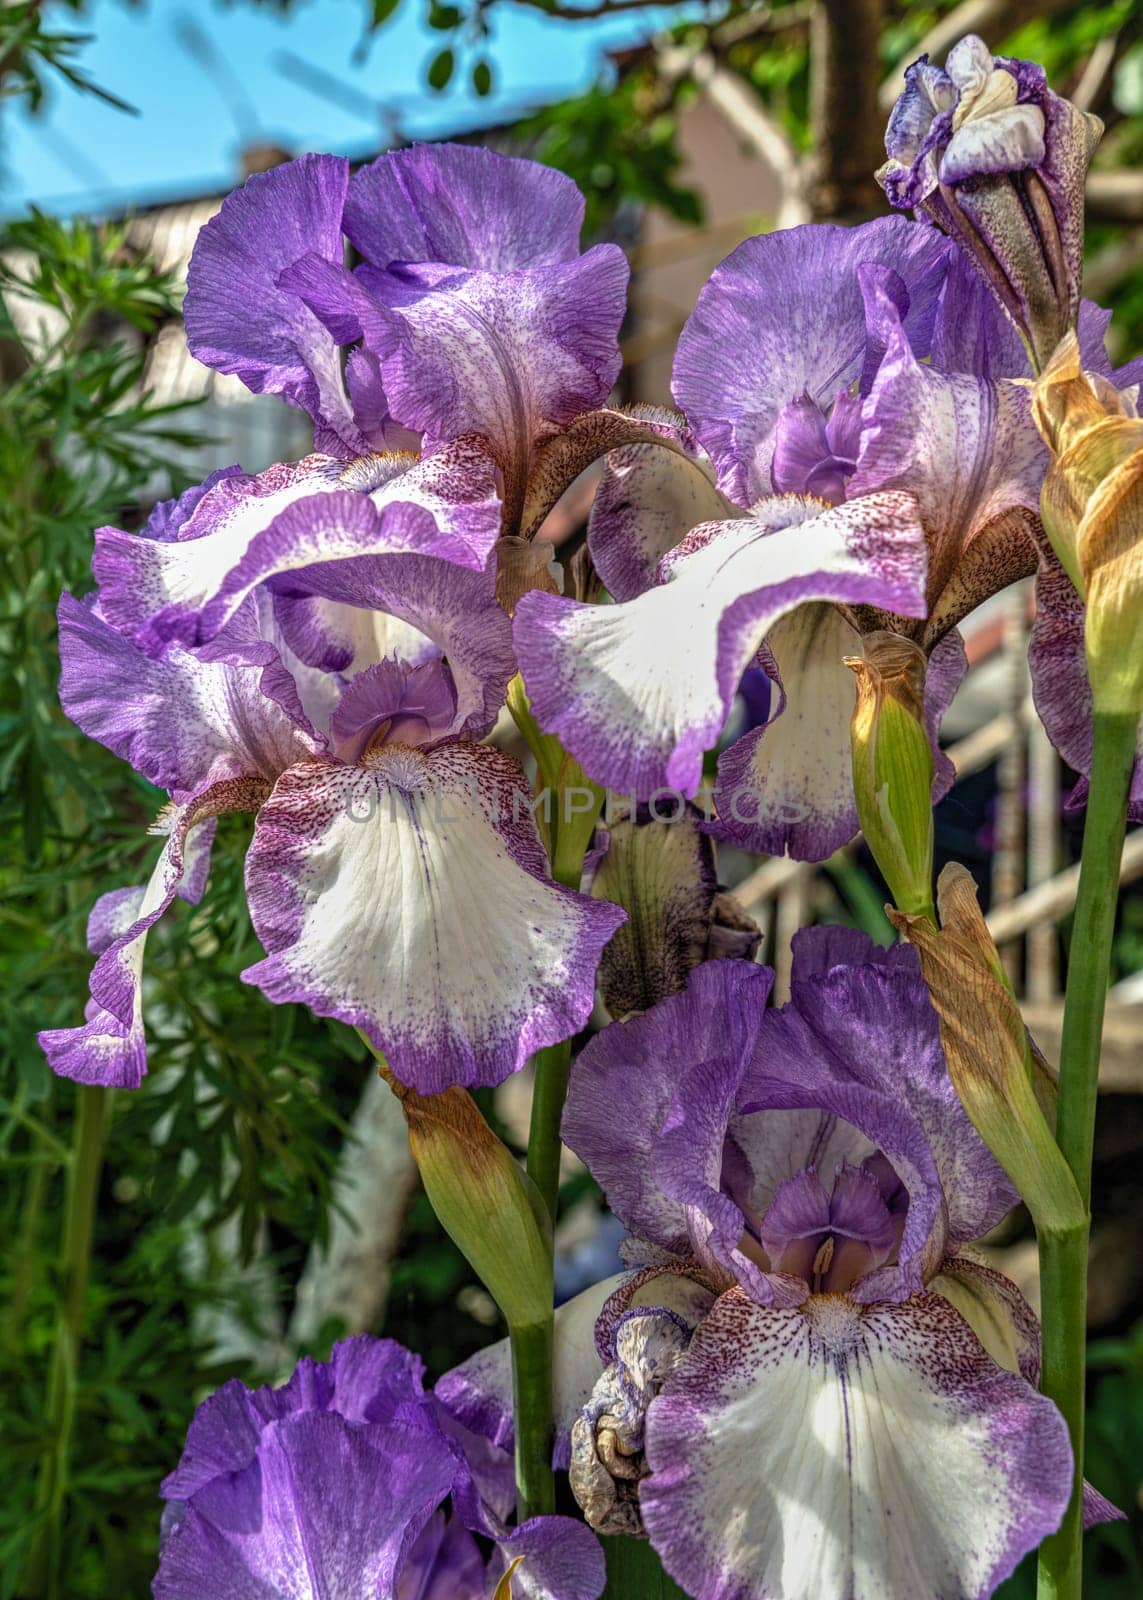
[493,535,563,615]
[889,864,1082,1235]
[520,405,694,543]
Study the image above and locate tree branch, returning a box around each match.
[808,0,885,222]
[1085,169,1143,224]
[689,50,811,225]
[287,1070,419,1346]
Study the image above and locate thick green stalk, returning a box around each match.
[23,1084,109,1599]
[526,1041,572,1225]
[510,1319,557,1522]
[515,776,604,1520]
[1036,709,1138,1600]
[1036,1223,1090,1600]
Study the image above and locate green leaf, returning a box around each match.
[472,58,493,97]
[371,0,402,24]
[427,47,455,90]
[428,3,462,29]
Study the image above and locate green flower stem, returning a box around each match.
[510,1318,557,1522]
[525,1041,572,1226]
[24,1083,109,1599]
[1036,708,1138,1600]
[515,777,604,1522]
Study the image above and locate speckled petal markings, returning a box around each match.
[640,1289,1072,1600]
[242,743,625,1093]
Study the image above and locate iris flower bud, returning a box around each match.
[379,1064,553,1334]
[845,631,935,920]
[878,34,1102,372]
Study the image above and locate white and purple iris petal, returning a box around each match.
[95,441,503,655]
[37,783,244,1089]
[242,742,625,1094]
[513,491,928,802]
[552,935,1091,1598]
[155,1335,605,1600]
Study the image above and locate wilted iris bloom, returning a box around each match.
[154,1335,604,1600]
[444,935,1120,1598]
[514,217,1053,860]
[878,34,1102,371]
[40,465,622,1094]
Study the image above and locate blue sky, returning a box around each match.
[4,0,674,214]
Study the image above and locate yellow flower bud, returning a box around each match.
[1033,331,1143,715]
[844,631,935,920]
[379,1064,553,1333]
[889,864,1084,1237]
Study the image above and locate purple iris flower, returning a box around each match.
[153,1334,604,1600]
[878,35,1103,370]
[512,213,1143,862]
[40,468,623,1095]
[442,935,1122,1599]
[184,143,629,540]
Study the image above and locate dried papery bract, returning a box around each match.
[1033,332,1143,719]
[889,863,1083,1237]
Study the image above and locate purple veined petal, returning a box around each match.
[163,1334,433,1503]
[329,657,459,763]
[672,218,952,503]
[242,744,625,1093]
[197,455,503,644]
[56,592,315,795]
[184,154,369,456]
[587,432,736,602]
[489,1515,606,1600]
[851,263,1044,640]
[274,591,439,676]
[514,491,928,801]
[141,465,246,543]
[640,1287,1072,1600]
[436,1274,628,1473]
[262,551,514,744]
[348,245,629,512]
[37,780,264,1088]
[1029,559,1143,823]
[930,247,1031,380]
[563,961,775,1295]
[397,1510,485,1600]
[153,1413,456,1600]
[345,142,591,272]
[787,923,919,982]
[767,946,1018,1264]
[708,601,862,862]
